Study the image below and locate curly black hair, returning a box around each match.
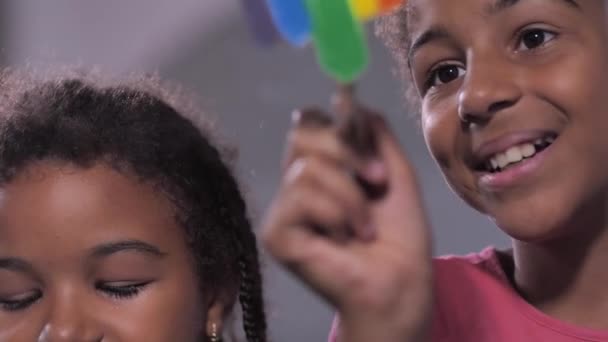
[375,2,419,108]
[0,67,267,342]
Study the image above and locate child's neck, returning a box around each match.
[511,204,608,330]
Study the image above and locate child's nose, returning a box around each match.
[37,291,103,342]
[457,58,522,125]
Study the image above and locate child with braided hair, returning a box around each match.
[0,67,266,342]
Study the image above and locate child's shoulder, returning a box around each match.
[429,247,521,341]
[431,246,517,318]
[433,246,511,285]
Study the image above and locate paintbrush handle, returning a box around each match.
[333,83,385,199]
[333,83,378,158]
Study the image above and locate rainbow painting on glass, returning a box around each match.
[240,0,403,84]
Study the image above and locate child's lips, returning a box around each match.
[474,134,557,191]
[471,129,557,170]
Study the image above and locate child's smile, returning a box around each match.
[472,129,559,190]
[474,132,555,174]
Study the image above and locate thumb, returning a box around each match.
[372,114,415,182]
[370,115,432,246]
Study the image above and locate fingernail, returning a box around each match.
[292,109,334,128]
[361,224,376,241]
[291,109,302,124]
[364,160,386,183]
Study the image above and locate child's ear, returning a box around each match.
[205,301,225,340]
[205,289,237,339]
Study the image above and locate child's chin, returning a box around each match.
[480,176,588,242]
[489,202,578,243]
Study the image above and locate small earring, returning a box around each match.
[209,323,221,342]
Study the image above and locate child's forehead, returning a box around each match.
[405,0,587,35]
[407,0,580,20]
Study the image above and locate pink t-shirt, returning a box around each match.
[328,247,608,341]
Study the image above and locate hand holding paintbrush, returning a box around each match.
[247,2,433,340]
[264,88,434,342]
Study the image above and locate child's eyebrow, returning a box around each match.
[408,0,580,62]
[89,240,167,259]
[408,26,451,62]
[488,0,579,14]
[0,257,34,274]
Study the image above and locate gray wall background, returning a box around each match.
[3,2,509,341]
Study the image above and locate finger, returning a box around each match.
[372,114,416,181]
[284,157,373,240]
[292,107,334,128]
[262,221,367,308]
[284,109,387,185]
[264,177,353,246]
[370,115,432,246]
[283,125,359,172]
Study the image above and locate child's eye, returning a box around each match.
[517,28,557,51]
[425,64,466,91]
[96,281,150,300]
[0,290,42,312]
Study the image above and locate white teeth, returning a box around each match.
[521,143,535,157]
[506,147,522,163]
[497,154,509,168]
[486,136,555,172]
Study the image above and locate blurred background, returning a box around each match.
[0,0,509,340]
